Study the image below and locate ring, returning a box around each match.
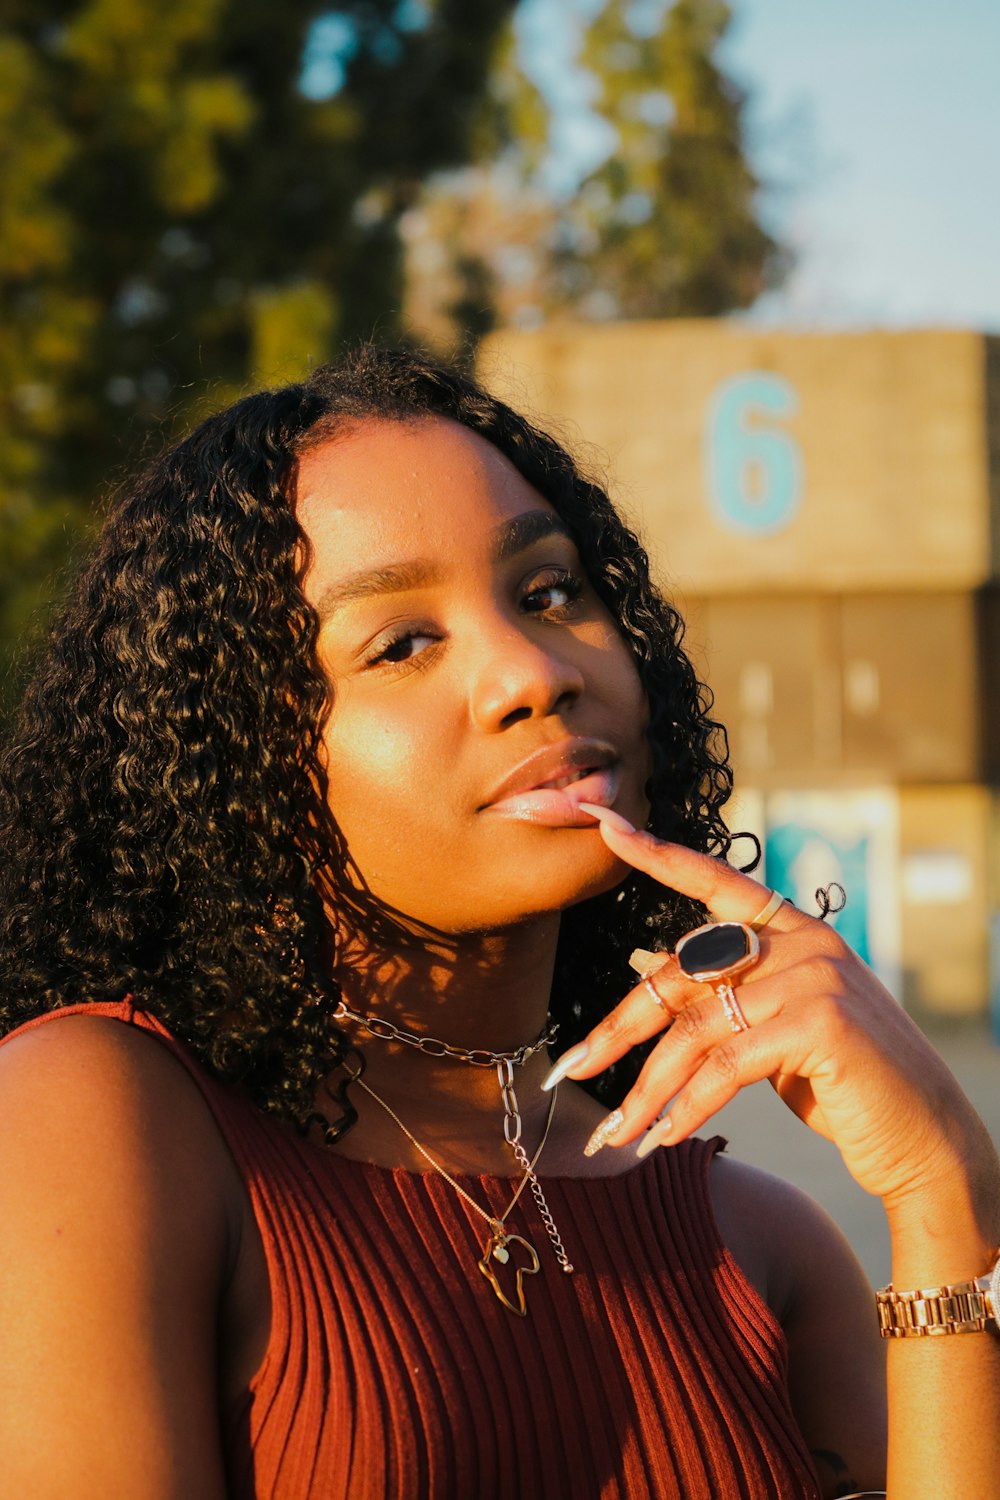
[717,983,750,1033]
[629,947,668,978]
[748,888,784,932]
[675,920,760,984]
[643,976,667,1012]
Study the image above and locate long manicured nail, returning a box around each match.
[577,803,636,835]
[636,1119,672,1159]
[628,947,669,977]
[540,1041,589,1092]
[584,1109,624,1156]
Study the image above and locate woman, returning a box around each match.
[0,346,996,1499]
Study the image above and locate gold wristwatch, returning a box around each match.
[876,1250,1000,1337]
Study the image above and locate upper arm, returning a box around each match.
[711,1155,887,1499]
[0,1016,235,1499]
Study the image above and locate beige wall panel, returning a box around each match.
[986,338,1000,577]
[480,325,992,593]
[685,595,841,788]
[841,594,978,781]
[680,592,981,787]
[898,785,990,1016]
[980,585,1000,781]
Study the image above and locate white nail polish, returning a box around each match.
[584,1109,624,1156]
[628,947,670,978]
[540,1041,589,1092]
[576,803,637,835]
[636,1119,671,1160]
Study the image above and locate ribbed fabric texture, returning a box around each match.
[5,1002,821,1500]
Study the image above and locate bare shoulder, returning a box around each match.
[0,1012,240,1222]
[707,1150,860,1318]
[0,1013,237,1498]
[1,1007,195,1111]
[0,1011,242,1338]
[708,1151,887,1497]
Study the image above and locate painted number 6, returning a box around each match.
[704,372,803,536]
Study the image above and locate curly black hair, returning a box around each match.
[0,345,738,1136]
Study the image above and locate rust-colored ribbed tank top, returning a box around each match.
[5,1002,821,1499]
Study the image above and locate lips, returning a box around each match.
[480,739,622,827]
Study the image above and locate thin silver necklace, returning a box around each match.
[354,1074,561,1317]
[334,1001,575,1315]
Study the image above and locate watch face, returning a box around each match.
[989,1256,1000,1324]
[675,922,760,983]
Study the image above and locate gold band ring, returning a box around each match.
[748,888,784,932]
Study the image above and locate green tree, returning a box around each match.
[567,0,786,318]
[0,0,517,709]
[402,0,787,344]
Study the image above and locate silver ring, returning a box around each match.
[716,982,750,1034]
[643,976,667,1012]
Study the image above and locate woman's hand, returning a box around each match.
[549,812,995,1221]
[551,812,1000,1499]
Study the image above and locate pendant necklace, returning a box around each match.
[335,1000,575,1317]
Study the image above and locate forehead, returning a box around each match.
[294,415,554,565]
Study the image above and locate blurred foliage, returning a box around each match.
[1,0,787,717]
[0,0,517,713]
[572,0,787,317]
[403,0,788,342]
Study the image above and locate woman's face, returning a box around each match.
[296,415,650,935]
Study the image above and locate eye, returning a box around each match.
[365,628,438,669]
[521,568,586,617]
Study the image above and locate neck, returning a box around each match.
[325,918,564,1175]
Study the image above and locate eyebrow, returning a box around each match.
[316,509,573,616]
[493,509,571,560]
[316,559,442,616]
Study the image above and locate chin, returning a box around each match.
[562,861,631,909]
[512,845,633,920]
[407,860,627,936]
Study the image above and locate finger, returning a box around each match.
[634,1035,769,1156]
[558,949,742,1085]
[552,959,689,1086]
[544,912,811,1093]
[582,807,807,931]
[598,970,787,1146]
[557,911,804,1087]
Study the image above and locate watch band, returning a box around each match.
[876,1251,1000,1338]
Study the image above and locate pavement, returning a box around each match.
[707,1018,1000,1288]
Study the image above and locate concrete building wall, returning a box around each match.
[680,592,981,788]
[479,324,1000,1021]
[481,324,997,594]
[899,786,993,1017]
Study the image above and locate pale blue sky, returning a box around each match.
[519,0,1000,331]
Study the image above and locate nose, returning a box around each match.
[469,624,585,732]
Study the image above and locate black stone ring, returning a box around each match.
[675,921,761,984]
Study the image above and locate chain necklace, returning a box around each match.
[493,1056,575,1277]
[335,1002,574,1316]
[354,1074,561,1316]
[333,999,559,1067]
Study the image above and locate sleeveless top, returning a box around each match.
[2,1001,822,1500]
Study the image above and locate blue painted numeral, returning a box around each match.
[705,373,803,535]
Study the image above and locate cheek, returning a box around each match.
[324,719,423,827]
[599,633,649,738]
[319,692,460,887]
[603,640,653,802]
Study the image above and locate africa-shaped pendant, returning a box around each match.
[477,1229,541,1316]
